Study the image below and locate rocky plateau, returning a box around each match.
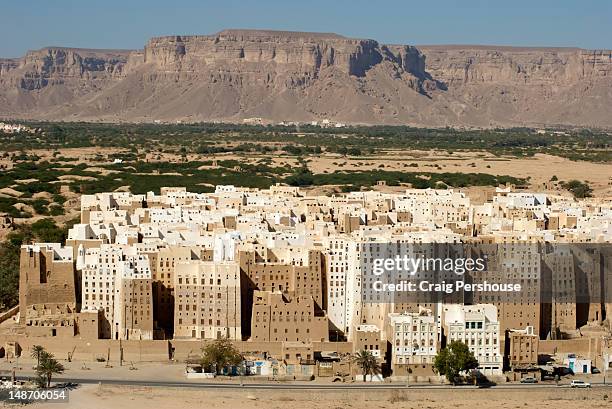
[1,29,611,128]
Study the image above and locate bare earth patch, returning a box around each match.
[28,384,611,409]
[58,175,98,181]
[0,187,22,197]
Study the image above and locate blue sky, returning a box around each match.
[1,0,610,57]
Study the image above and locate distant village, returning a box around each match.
[243,117,346,128]
[0,122,39,134]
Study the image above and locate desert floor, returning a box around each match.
[26,147,612,196]
[14,383,611,409]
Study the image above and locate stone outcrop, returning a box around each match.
[0,29,611,128]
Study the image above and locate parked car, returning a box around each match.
[520,377,538,384]
[592,368,601,374]
[570,380,591,388]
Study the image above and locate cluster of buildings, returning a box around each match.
[15,185,612,379]
[240,118,346,128]
[0,122,37,134]
[309,119,346,128]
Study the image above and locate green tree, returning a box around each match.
[0,232,24,310]
[31,218,66,243]
[352,349,381,382]
[31,345,45,369]
[347,147,362,156]
[561,180,592,199]
[434,341,479,385]
[285,168,314,187]
[37,352,65,388]
[200,337,243,375]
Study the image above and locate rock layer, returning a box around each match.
[0,30,611,127]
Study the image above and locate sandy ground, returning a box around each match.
[20,146,612,196]
[196,151,611,195]
[16,383,611,409]
[0,359,189,384]
[299,152,612,196]
[29,147,122,159]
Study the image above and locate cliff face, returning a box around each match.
[144,31,391,77]
[415,46,612,127]
[140,31,429,93]
[0,48,129,88]
[0,30,611,128]
[0,47,130,116]
[419,46,612,85]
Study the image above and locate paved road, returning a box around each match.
[13,376,612,390]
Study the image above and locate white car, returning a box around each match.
[570,380,591,388]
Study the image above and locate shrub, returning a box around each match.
[560,180,592,198]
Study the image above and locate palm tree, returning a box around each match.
[352,350,380,382]
[37,352,65,388]
[31,345,45,369]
